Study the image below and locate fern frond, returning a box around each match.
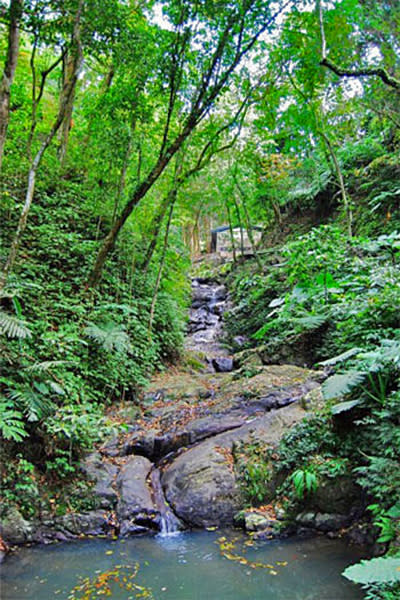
[294,314,328,330]
[318,348,360,367]
[322,371,366,400]
[331,399,361,415]
[0,310,32,339]
[8,387,54,422]
[0,399,28,441]
[84,321,131,353]
[26,360,72,373]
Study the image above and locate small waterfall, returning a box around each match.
[150,469,181,537]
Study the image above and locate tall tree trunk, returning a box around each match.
[319,130,353,238]
[232,195,244,256]
[148,198,175,332]
[225,199,237,262]
[234,179,263,272]
[112,112,136,224]
[0,0,23,171]
[28,47,64,158]
[58,11,84,166]
[0,0,84,293]
[87,126,193,288]
[142,188,176,273]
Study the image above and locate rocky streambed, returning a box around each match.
[0,278,365,549]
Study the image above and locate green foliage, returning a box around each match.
[234,441,273,503]
[0,399,27,442]
[1,456,40,519]
[84,321,131,353]
[290,468,318,499]
[343,557,400,585]
[322,372,366,400]
[0,309,31,339]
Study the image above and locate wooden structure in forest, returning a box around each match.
[210,225,263,256]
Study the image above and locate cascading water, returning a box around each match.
[150,469,181,537]
[185,278,233,372]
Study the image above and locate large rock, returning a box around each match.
[162,403,310,528]
[126,414,245,461]
[116,456,159,535]
[312,476,361,514]
[0,507,34,544]
[162,437,242,528]
[116,456,154,518]
[81,453,119,508]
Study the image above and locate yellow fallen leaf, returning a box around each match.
[105,550,113,555]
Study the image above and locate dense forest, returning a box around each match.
[0,0,399,597]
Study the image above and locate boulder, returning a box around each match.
[56,511,111,536]
[296,511,351,532]
[81,453,119,508]
[312,476,361,514]
[0,507,35,544]
[116,456,155,520]
[162,438,242,528]
[163,403,309,528]
[116,456,160,535]
[244,512,272,532]
[212,357,234,372]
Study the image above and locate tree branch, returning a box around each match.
[320,57,400,91]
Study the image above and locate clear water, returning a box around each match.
[0,531,365,599]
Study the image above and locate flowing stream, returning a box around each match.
[1,531,364,599]
[0,276,367,598]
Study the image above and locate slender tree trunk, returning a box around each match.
[0,0,84,293]
[142,188,176,273]
[148,198,175,332]
[234,180,263,271]
[271,197,283,230]
[58,12,84,166]
[28,48,64,157]
[112,113,136,224]
[225,199,237,262]
[0,0,23,171]
[87,126,193,288]
[319,130,353,237]
[232,195,244,256]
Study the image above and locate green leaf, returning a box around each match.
[342,557,400,585]
[0,310,32,339]
[295,314,328,330]
[268,297,285,308]
[318,348,361,367]
[331,399,361,415]
[322,371,366,400]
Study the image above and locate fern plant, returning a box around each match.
[0,309,31,338]
[84,321,131,353]
[0,398,27,441]
[322,339,400,413]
